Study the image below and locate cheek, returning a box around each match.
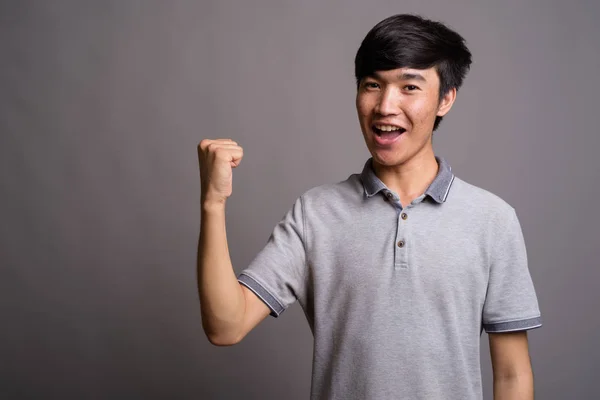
[407,99,438,125]
[356,100,367,116]
[357,107,371,126]
[356,94,376,117]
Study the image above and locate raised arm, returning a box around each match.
[197,139,270,346]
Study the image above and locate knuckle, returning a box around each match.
[199,139,211,149]
[206,142,218,153]
[213,147,229,158]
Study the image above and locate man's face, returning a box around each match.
[356,67,455,168]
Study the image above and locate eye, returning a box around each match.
[404,85,419,91]
[363,81,380,90]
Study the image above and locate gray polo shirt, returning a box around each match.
[238,157,541,400]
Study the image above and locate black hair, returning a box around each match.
[355,14,472,130]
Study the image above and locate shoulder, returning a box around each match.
[448,177,519,233]
[300,173,363,204]
[450,177,515,213]
[293,174,364,221]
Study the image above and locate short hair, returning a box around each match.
[354,14,472,130]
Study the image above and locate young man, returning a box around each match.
[197,14,541,400]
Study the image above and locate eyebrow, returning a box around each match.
[372,71,427,82]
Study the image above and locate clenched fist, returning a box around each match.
[198,139,244,206]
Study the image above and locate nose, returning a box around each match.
[375,87,401,116]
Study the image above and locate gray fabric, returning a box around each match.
[238,157,541,400]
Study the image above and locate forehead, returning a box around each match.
[370,67,439,84]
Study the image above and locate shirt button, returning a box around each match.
[397,240,405,248]
[401,213,408,220]
[386,192,394,199]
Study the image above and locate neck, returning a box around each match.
[373,148,439,206]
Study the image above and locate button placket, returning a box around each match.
[394,211,409,269]
[384,191,404,213]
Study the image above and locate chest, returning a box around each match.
[306,204,490,309]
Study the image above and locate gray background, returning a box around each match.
[1,0,598,399]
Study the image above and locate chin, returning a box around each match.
[370,150,407,168]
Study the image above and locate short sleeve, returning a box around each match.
[237,196,307,317]
[482,209,542,333]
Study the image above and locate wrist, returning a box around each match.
[201,198,227,214]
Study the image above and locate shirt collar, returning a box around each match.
[360,156,455,204]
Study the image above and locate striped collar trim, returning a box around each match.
[360,156,455,203]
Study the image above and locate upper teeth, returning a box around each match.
[375,125,402,132]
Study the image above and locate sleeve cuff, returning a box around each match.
[484,316,543,333]
[238,273,285,317]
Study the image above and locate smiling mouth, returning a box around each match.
[372,125,406,135]
[370,125,406,146]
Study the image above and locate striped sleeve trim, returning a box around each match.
[238,273,285,317]
[484,316,543,333]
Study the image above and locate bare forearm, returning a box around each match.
[197,203,245,344]
[493,371,534,400]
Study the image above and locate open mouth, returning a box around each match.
[372,125,406,146]
[373,125,407,136]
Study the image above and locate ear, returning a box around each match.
[437,87,457,117]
